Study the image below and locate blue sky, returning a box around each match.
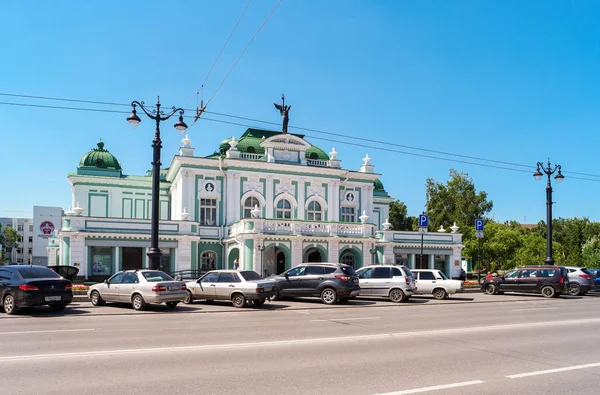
[1,0,599,225]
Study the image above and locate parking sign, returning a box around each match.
[475,219,484,231]
[419,214,429,227]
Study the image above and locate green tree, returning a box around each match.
[0,225,18,264]
[463,221,522,273]
[388,200,415,231]
[581,235,600,268]
[425,169,493,231]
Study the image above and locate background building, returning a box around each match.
[51,128,463,280]
[0,217,33,264]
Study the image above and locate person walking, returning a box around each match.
[234,258,240,270]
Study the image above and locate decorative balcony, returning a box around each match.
[229,218,376,238]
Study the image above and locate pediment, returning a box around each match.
[260,134,312,151]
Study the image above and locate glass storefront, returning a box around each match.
[434,255,447,274]
[90,247,113,276]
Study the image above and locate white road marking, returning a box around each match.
[374,380,485,394]
[0,329,95,335]
[311,317,380,322]
[1,318,599,363]
[512,307,556,312]
[294,311,310,315]
[507,362,600,378]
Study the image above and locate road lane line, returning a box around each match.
[311,317,380,322]
[374,380,485,394]
[512,307,556,312]
[507,362,600,378]
[0,329,95,335]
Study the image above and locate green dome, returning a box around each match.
[219,137,232,155]
[374,179,385,191]
[77,141,122,177]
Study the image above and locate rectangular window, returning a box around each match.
[28,236,33,243]
[122,198,133,219]
[200,198,217,226]
[90,247,113,276]
[28,224,33,232]
[17,224,23,232]
[135,199,145,219]
[341,207,355,222]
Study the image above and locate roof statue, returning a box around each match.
[274,94,291,134]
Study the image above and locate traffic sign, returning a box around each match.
[475,219,484,231]
[418,214,429,227]
[476,230,484,238]
[418,227,428,234]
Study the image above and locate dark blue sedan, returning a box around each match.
[0,265,74,315]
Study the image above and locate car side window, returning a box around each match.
[392,267,403,277]
[306,266,324,275]
[109,273,125,284]
[520,270,537,278]
[0,269,13,280]
[419,271,436,280]
[504,270,519,279]
[122,273,139,284]
[202,272,219,283]
[218,273,235,283]
[323,267,336,274]
[286,266,307,277]
[357,268,372,279]
[232,273,242,283]
[372,267,392,279]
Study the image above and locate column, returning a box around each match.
[114,246,120,273]
[265,176,274,218]
[328,240,339,263]
[428,254,434,269]
[297,178,305,220]
[291,239,303,267]
[226,172,235,225]
[331,181,340,222]
[383,245,394,265]
[233,174,241,221]
[408,254,416,270]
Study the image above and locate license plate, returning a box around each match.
[45,296,61,302]
[263,287,272,292]
[168,286,180,291]
[353,279,358,283]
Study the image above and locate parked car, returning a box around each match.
[0,265,73,315]
[87,269,187,310]
[355,265,415,302]
[588,269,600,288]
[481,265,569,298]
[270,263,360,304]
[184,270,278,308]
[411,269,463,300]
[564,266,597,296]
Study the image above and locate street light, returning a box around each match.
[533,159,564,265]
[127,97,187,270]
[369,244,377,265]
[256,244,266,276]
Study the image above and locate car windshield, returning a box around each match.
[438,271,448,280]
[240,271,262,281]
[17,267,61,279]
[142,271,174,282]
[340,266,355,275]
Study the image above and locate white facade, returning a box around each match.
[49,128,464,280]
[0,217,33,264]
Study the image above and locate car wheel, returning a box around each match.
[253,298,266,306]
[132,294,146,311]
[389,288,406,303]
[320,288,337,305]
[3,294,17,315]
[541,286,556,298]
[432,288,447,300]
[183,290,194,304]
[166,302,178,309]
[484,284,497,295]
[90,290,105,306]
[50,303,68,311]
[568,284,582,296]
[231,293,246,308]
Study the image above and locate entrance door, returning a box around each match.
[416,255,429,269]
[122,247,143,270]
[276,251,285,274]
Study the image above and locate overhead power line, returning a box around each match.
[0,94,598,181]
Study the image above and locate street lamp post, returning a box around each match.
[256,244,266,276]
[127,97,188,270]
[533,159,565,266]
[369,244,377,265]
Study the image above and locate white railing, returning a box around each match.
[306,159,330,167]
[263,220,293,233]
[337,223,365,236]
[230,218,375,237]
[240,152,264,160]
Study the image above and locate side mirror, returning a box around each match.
[104,279,109,284]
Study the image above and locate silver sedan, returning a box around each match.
[88,270,187,310]
[184,270,278,308]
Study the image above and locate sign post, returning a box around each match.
[418,214,429,269]
[475,219,485,284]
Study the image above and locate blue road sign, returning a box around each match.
[475,219,484,231]
[419,214,429,227]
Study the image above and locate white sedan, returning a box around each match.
[411,269,464,300]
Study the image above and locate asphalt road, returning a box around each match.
[1,293,599,395]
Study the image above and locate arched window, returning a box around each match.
[341,253,355,267]
[307,201,322,221]
[309,152,318,159]
[243,197,260,218]
[276,199,292,219]
[247,146,256,154]
[201,251,217,271]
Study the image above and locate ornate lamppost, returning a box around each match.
[127,97,188,270]
[257,243,266,276]
[533,159,565,265]
[369,244,377,265]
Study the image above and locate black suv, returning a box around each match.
[271,263,360,304]
[481,265,569,298]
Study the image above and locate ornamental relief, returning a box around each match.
[243,176,263,194]
[275,179,295,196]
[199,179,221,196]
[274,149,299,162]
[307,182,325,198]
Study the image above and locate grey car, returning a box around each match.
[355,265,416,303]
[88,270,187,310]
[565,266,597,296]
[184,270,278,308]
